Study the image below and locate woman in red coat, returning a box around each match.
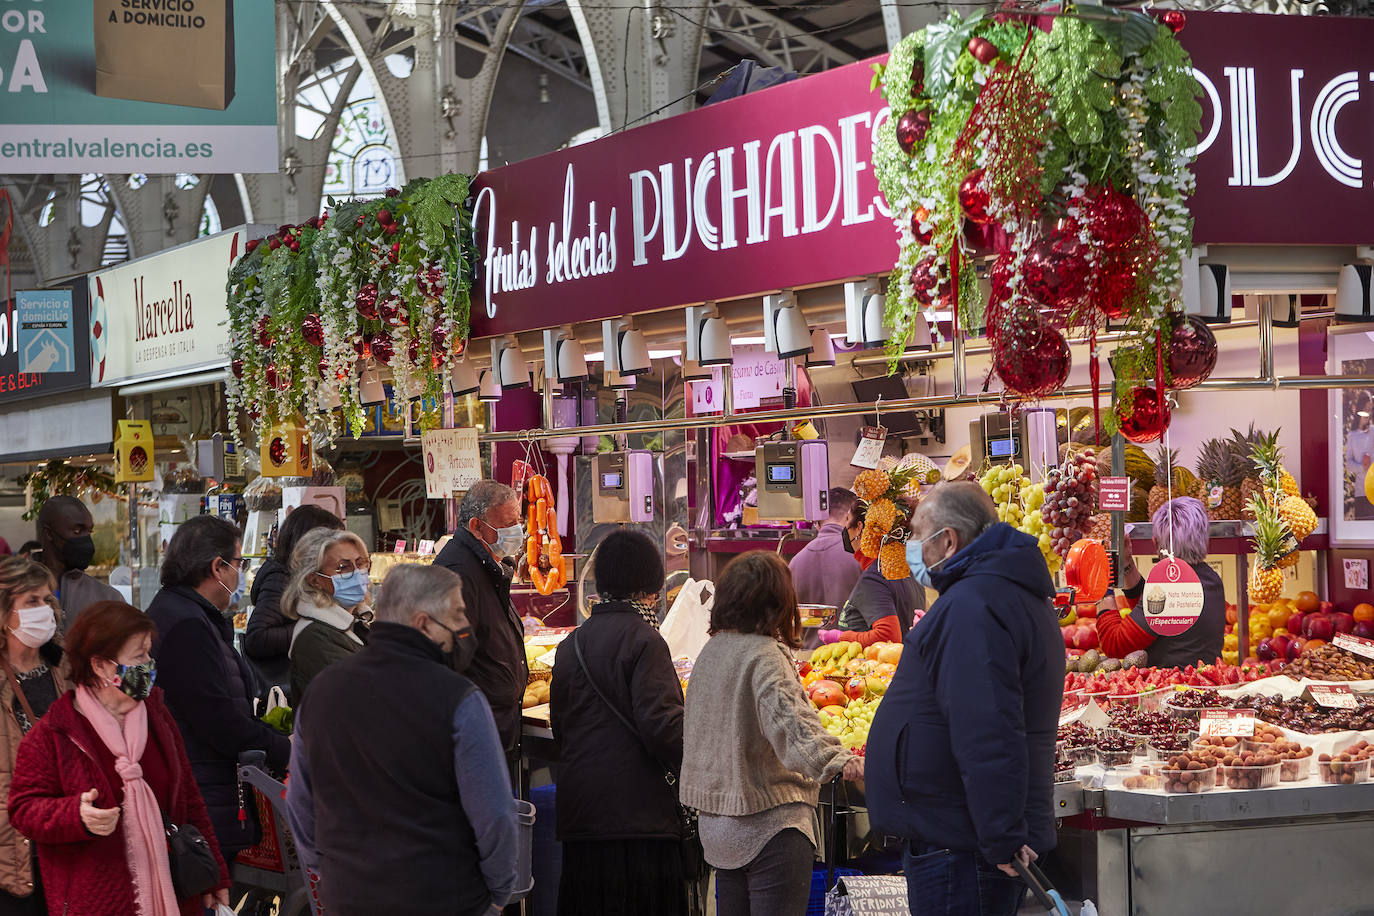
[8,601,229,916]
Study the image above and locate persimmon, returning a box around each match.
[1296,591,1320,613]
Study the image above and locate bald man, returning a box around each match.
[37,495,120,631]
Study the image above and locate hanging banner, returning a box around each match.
[0,0,277,174]
[423,428,482,498]
[1142,557,1206,637]
[89,225,268,386]
[468,11,1374,338]
[0,283,91,402]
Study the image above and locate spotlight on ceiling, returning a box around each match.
[450,358,480,396]
[764,290,814,360]
[805,330,836,368]
[492,335,530,390]
[478,369,501,402]
[686,303,733,367]
[845,278,888,348]
[602,319,651,376]
[543,325,589,382]
[1182,252,1232,324]
[1335,263,1374,323]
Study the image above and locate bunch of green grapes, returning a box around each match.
[979,463,1031,527]
[820,697,880,750]
[1015,483,1062,575]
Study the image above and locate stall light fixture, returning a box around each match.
[1182,251,1232,324]
[844,278,888,349]
[450,358,480,396]
[680,353,713,380]
[764,290,814,359]
[543,325,589,382]
[602,318,651,376]
[687,303,734,367]
[493,335,531,389]
[1334,263,1374,322]
[805,329,836,367]
[477,369,502,402]
[604,366,637,389]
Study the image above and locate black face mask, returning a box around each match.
[58,534,96,572]
[842,528,855,554]
[432,619,477,674]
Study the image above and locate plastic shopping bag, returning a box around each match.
[659,579,713,661]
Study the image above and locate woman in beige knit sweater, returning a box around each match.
[681,551,863,915]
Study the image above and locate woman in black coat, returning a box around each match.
[243,506,344,694]
[551,529,691,916]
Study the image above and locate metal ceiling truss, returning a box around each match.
[456,4,592,89]
[703,0,856,75]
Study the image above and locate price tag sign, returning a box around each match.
[1199,709,1255,738]
[1099,477,1130,512]
[850,426,887,469]
[417,539,436,555]
[526,633,567,647]
[1142,558,1205,636]
[393,540,407,554]
[536,649,559,668]
[1344,558,1370,590]
[1306,684,1359,709]
[1335,632,1374,660]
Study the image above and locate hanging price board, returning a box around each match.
[850,426,887,469]
[1306,684,1358,709]
[1142,558,1205,636]
[1199,709,1256,738]
[1099,477,1130,512]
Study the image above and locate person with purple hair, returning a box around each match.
[1096,496,1227,668]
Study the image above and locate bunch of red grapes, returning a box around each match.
[1041,450,1098,558]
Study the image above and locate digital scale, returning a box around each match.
[755,439,830,522]
[592,450,655,522]
[969,409,1064,478]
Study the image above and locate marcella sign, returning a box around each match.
[89,226,268,386]
[467,11,1374,338]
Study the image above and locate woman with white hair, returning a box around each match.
[1096,496,1226,668]
[283,528,373,700]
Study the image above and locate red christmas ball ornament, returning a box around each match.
[895,109,931,155]
[910,60,925,97]
[1093,249,1141,320]
[353,335,368,357]
[255,316,273,348]
[1160,9,1186,33]
[244,239,260,255]
[1166,314,1218,390]
[1115,386,1171,443]
[384,223,400,237]
[369,333,394,364]
[355,215,365,229]
[967,36,999,64]
[418,265,446,299]
[377,296,401,326]
[355,283,379,320]
[408,337,423,366]
[385,187,400,198]
[910,206,934,245]
[301,314,324,347]
[958,168,992,225]
[263,363,279,389]
[1083,186,1147,250]
[389,242,401,264]
[286,238,300,253]
[431,325,450,353]
[991,308,1071,397]
[1022,232,1090,314]
[317,357,331,380]
[231,358,244,379]
[267,236,281,251]
[910,255,941,304]
[269,436,287,467]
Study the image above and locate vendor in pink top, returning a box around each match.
[787,488,862,610]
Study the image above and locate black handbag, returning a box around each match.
[164,819,220,899]
[572,632,707,879]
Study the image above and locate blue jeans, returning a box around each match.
[903,844,1025,916]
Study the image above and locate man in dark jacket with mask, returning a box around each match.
[37,495,120,632]
[287,564,519,916]
[434,479,529,757]
[866,481,1063,916]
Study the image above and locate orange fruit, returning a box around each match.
[1268,607,1291,630]
[1354,603,1374,623]
[1302,639,1326,654]
[1296,591,1320,613]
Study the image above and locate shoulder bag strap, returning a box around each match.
[572,628,676,786]
[0,653,38,724]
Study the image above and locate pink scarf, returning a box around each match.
[75,686,180,916]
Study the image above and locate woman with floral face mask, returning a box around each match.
[282,529,373,701]
[0,558,71,915]
[8,600,230,915]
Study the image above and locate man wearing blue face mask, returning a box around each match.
[435,479,530,758]
[865,481,1063,916]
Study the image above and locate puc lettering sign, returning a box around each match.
[467,11,1374,338]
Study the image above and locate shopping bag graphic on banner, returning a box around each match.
[660,579,713,661]
[93,0,236,110]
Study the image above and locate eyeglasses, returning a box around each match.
[324,558,371,575]
[222,556,247,570]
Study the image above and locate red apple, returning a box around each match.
[1286,637,1306,661]
[1354,621,1374,640]
[845,677,868,701]
[1329,612,1355,635]
[1303,614,1335,642]
[1072,627,1099,651]
[1063,626,1077,649]
[1286,612,1306,635]
[1077,603,1098,619]
[1318,601,1335,615]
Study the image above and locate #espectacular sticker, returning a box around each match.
[1143,557,1206,636]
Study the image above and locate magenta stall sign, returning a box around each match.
[468,11,1374,338]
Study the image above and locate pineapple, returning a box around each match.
[1247,430,1299,504]
[1278,494,1317,541]
[879,540,911,580]
[1247,496,1289,604]
[854,469,891,501]
[859,524,884,557]
[1149,447,1178,518]
[1230,424,1267,518]
[1195,437,1245,520]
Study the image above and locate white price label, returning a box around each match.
[1199,709,1255,738]
[536,649,559,668]
[1334,632,1374,660]
[849,426,887,470]
[1307,684,1358,709]
[526,633,567,647]
[417,539,436,555]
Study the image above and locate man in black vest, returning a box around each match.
[433,479,530,757]
[285,564,520,916]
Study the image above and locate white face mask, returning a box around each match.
[9,605,56,649]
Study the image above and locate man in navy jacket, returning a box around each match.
[866,482,1063,915]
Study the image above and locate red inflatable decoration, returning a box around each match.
[1166,314,1218,390]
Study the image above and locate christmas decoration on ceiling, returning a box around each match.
[872,5,1205,434]
[226,176,478,444]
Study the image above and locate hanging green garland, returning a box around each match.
[226,175,479,444]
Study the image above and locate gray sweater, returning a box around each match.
[681,631,851,816]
